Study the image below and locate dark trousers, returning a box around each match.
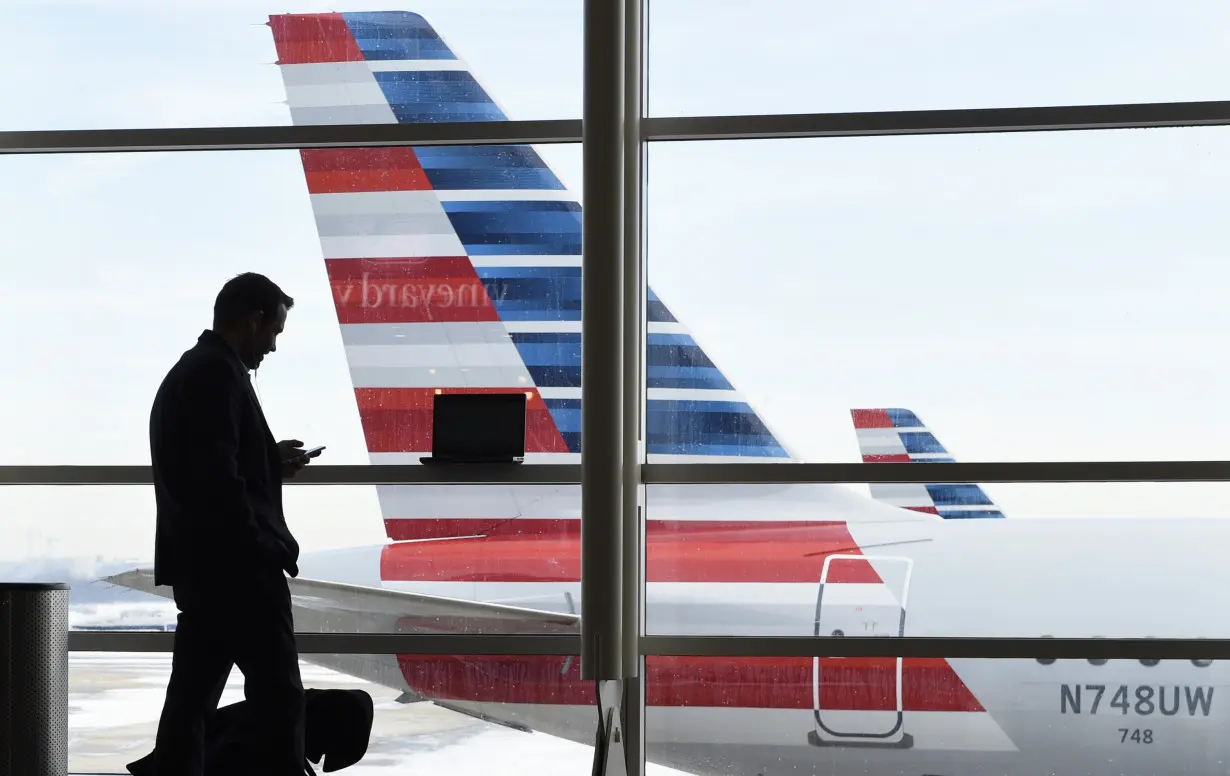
[152,569,305,776]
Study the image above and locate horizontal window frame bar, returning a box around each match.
[0,120,582,154]
[2,461,1223,486]
[639,636,1230,661]
[66,632,1230,661]
[3,100,1230,155]
[642,100,1230,141]
[642,461,1230,484]
[0,464,581,485]
[69,632,581,655]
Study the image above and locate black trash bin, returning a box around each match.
[0,582,69,776]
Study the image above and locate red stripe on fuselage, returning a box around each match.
[862,453,911,463]
[269,13,364,64]
[327,257,499,324]
[394,655,983,712]
[355,388,570,454]
[385,517,579,541]
[379,521,880,584]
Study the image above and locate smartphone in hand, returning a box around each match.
[284,445,325,462]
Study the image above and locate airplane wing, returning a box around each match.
[103,568,578,636]
[104,568,578,717]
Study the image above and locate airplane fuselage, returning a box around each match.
[298,507,1230,776]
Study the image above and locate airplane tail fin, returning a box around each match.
[850,408,1005,519]
[267,12,796,542]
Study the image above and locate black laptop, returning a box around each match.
[419,392,527,465]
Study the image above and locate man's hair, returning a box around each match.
[212,272,294,329]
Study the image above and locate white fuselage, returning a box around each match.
[295,485,1230,776]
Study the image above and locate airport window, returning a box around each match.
[0,4,581,132]
[0,143,582,468]
[3,2,1229,776]
[642,476,1230,637]
[644,1,1230,118]
[642,132,1230,464]
[643,653,1224,771]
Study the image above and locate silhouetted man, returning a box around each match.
[148,272,320,776]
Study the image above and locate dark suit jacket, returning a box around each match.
[150,330,300,589]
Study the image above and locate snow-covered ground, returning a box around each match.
[68,652,607,776]
[70,602,178,630]
[28,559,670,776]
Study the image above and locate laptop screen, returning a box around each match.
[431,392,528,459]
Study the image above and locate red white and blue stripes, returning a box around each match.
[268,11,792,482]
[267,12,1003,733]
[852,408,1006,519]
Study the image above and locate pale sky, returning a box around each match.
[2,0,1230,568]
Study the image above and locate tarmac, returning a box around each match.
[67,652,595,776]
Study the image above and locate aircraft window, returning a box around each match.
[1141,642,1160,667]
[1036,634,1056,665]
[1033,635,1212,667]
[1088,636,1108,665]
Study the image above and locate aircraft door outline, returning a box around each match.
[811,553,914,748]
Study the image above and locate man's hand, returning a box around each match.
[277,439,313,479]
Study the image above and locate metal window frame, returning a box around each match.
[6,28,1230,776]
[65,631,1230,662]
[4,100,1230,155]
[67,632,581,655]
[0,464,581,485]
[641,460,1230,484]
[581,0,629,683]
[0,121,582,154]
[0,460,1226,486]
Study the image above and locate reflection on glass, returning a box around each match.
[68,652,597,776]
[644,655,1226,776]
[644,483,1230,639]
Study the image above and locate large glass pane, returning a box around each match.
[3,485,580,634]
[644,653,1224,776]
[644,482,1230,638]
[643,129,1230,464]
[646,0,1230,117]
[0,142,581,466]
[0,2,580,131]
[70,651,598,775]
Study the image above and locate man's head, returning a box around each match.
[211,272,294,370]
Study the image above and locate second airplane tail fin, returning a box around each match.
[850,408,1006,519]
